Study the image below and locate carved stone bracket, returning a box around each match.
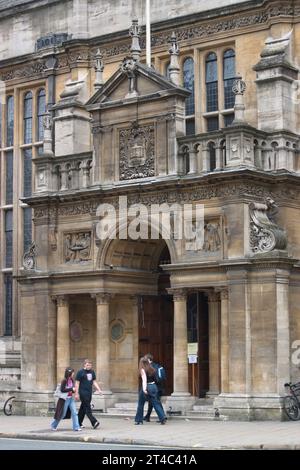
[249,198,287,253]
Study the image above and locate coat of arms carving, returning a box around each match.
[119,124,155,180]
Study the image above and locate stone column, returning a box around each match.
[202,145,209,172]
[188,149,197,174]
[207,292,220,396]
[53,295,70,382]
[92,293,112,394]
[171,290,190,396]
[215,146,222,170]
[220,289,229,393]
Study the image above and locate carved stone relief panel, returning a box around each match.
[64,231,92,263]
[203,221,222,253]
[119,124,155,180]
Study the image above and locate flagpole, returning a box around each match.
[146,0,151,67]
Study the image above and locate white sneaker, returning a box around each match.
[74,428,82,431]
[51,427,57,431]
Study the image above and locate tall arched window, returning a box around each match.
[205,52,218,112]
[208,142,216,171]
[183,57,195,135]
[23,91,33,144]
[183,57,195,115]
[37,88,46,141]
[6,95,14,147]
[223,49,235,109]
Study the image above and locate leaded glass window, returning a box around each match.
[23,148,32,197]
[6,95,14,147]
[4,274,13,336]
[223,49,235,109]
[208,142,216,171]
[183,57,195,116]
[23,91,33,144]
[6,151,13,204]
[206,116,219,132]
[205,53,218,112]
[37,88,46,141]
[23,207,32,252]
[5,210,13,268]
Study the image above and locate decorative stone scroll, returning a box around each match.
[249,198,287,253]
[64,231,91,263]
[23,242,36,270]
[119,124,155,180]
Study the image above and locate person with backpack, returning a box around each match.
[143,353,167,423]
[135,356,167,425]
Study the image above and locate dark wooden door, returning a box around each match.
[198,293,209,397]
[138,295,173,395]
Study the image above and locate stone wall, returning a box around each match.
[0,0,257,60]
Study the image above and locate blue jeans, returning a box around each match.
[135,383,166,423]
[51,397,80,431]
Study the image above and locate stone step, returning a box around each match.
[98,412,228,421]
[192,405,215,412]
[113,402,138,410]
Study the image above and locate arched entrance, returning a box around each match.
[137,246,173,395]
[99,237,174,396]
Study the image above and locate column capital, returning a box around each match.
[220,289,229,301]
[91,292,114,305]
[51,295,68,307]
[208,291,219,303]
[168,288,187,302]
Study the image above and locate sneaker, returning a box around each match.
[93,421,100,429]
[80,425,85,429]
[74,428,82,431]
[51,427,57,431]
[143,416,150,422]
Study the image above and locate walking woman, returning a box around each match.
[134,357,167,425]
[51,367,81,431]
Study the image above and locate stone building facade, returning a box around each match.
[0,0,300,419]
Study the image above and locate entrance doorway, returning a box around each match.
[187,292,209,397]
[138,295,173,395]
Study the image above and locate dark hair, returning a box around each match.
[145,353,153,361]
[64,367,74,380]
[139,357,155,377]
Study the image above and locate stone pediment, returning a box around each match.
[86,58,189,108]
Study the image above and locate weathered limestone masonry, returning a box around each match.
[0,0,299,419]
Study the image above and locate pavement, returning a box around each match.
[1,414,300,449]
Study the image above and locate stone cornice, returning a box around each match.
[25,169,300,219]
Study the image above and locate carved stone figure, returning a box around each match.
[249,198,287,253]
[203,223,221,252]
[64,232,91,263]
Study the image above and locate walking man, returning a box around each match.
[75,359,102,429]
